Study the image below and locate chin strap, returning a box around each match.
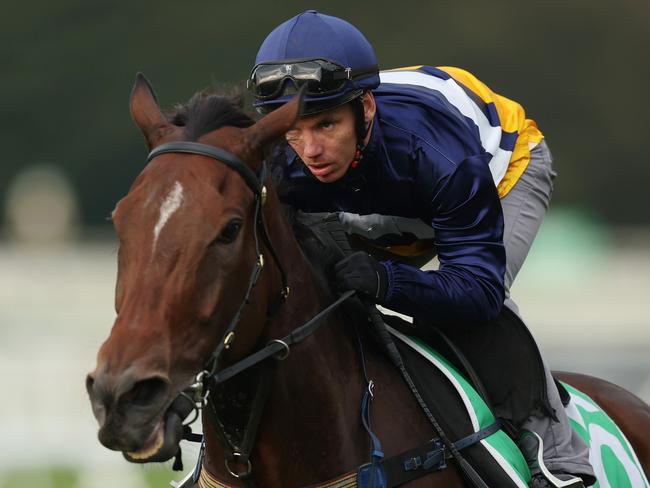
[350,144,364,169]
[350,94,372,170]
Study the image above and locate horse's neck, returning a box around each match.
[202,208,374,483]
[251,287,370,482]
[260,210,364,455]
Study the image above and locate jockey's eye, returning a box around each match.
[215,218,243,245]
[317,119,335,130]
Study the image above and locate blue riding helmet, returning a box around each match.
[250,10,380,115]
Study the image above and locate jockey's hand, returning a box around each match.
[334,251,388,302]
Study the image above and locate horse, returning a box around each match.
[86,74,650,487]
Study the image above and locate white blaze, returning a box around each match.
[152,181,184,250]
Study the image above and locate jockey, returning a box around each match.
[249,10,595,488]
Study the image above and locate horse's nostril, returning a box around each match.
[122,377,168,408]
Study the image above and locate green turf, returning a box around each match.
[0,465,181,488]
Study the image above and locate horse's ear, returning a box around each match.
[130,73,175,149]
[244,87,305,151]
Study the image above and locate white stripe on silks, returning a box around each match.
[152,181,184,251]
[379,70,512,185]
[488,149,512,184]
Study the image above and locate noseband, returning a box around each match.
[147,141,289,373]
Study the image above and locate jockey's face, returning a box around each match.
[285,92,375,183]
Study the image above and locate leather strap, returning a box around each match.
[211,290,356,384]
[194,421,501,488]
[148,141,261,196]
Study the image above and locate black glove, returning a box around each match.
[334,251,388,301]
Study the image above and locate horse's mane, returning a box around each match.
[282,207,345,286]
[168,89,255,140]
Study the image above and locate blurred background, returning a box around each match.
[1,1,648,486]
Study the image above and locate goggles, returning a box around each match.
[248,58,377,100]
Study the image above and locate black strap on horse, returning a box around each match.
[202,366,276,486]
[194,290,355,485]
[357,420,501,487]
[206,289,356,384]
[175,290,357,487]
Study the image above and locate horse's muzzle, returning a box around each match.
[86,370,182,458]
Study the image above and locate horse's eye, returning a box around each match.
[215,219,243,245]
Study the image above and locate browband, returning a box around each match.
[147,141,261,196]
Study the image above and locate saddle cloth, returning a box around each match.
[387,324,649,488]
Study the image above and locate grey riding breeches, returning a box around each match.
[502,141,593,480]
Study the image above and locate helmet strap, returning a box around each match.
[350,93,372,169]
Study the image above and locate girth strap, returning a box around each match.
[357,420,502,487]
[190,421,501,488]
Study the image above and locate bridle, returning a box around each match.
[146,140,354,484]
[147,141,290,376]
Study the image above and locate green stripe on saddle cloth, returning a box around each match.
[563,383,649,487]
[387,325,531,487]
[387,325,649,488]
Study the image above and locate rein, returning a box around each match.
[208,289,356,384]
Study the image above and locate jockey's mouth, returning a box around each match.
[306,161,339,179]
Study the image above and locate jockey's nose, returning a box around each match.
[302,131,323,159]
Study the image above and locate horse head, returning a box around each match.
[86,74,301,464]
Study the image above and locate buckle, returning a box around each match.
[224,452,253,479]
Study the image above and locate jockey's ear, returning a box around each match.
[242,86,305,155]
[130,73,179,150]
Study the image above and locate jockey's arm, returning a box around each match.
[380,152,506,325]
